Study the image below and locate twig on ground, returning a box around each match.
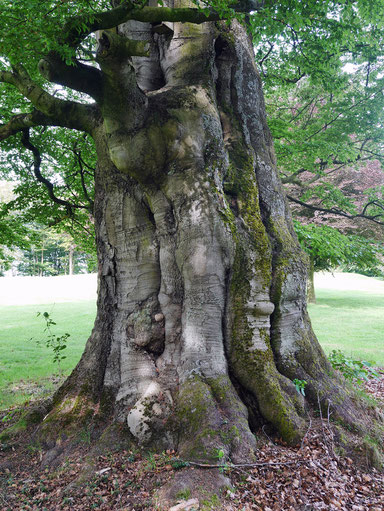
[262,424,276,445]
[300,416,313,451]
[178,459,312,470]
[317,392,332,460]
[326,400,336,458]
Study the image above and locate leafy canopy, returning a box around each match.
[294,220,383,275]
[255,1,384,225]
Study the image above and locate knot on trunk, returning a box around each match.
[127,296,165,355]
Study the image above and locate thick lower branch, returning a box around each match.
[0,65,97,133]
[61,2,260,49]
[0,110,51,141]
[38,53,103,101]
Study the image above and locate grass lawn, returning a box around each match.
[0,300,96,409]
[308,288,384,366]
[1,272,383,410]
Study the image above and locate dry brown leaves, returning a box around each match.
[0,446,176,510]
[225,422,384,511]
[364,369,384,404]
[0,376,383,510]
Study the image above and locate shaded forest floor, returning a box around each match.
[0,375,383,511]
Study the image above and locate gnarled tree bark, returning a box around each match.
[6,2,380,487]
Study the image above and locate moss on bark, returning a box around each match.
[175,374,256,462]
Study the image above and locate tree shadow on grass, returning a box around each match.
[314,291,384,309]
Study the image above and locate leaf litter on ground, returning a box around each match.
[0,375,383,510]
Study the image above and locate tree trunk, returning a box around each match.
[40,244,44,277]
[38,15,381,467]
[68,244,74,276]
[307,259,316,304]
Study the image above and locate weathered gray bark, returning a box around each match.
[42,10,380,464]
[307,259,316,304]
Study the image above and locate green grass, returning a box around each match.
[0,301,96,409]
[308,289,384,366]
[1,277,384,411]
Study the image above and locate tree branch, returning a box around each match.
[20,129,92,213]
[0,110,52,142]
[281,168,310,185]
[38,53,103,101]
[0,65,97,134]
[61,1,259,48]
[73,149,95,211]
[126,6,224,24]
[360,148,384,161]
[287,195,384,226]
[258,41,274,68]
[304,89,383,142]
[288,97,317,124]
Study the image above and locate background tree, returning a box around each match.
[257,19,384,303]
[0,181,37,275]
[1,0,384,502]
[294,221,383,302]
[261,49,384,225]
[15,227,93,276]
[0,178,96,275]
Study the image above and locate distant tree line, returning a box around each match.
[1,224,96,277]
[294,220,384,302]
[13,227,96,277]
[0,180,96,276]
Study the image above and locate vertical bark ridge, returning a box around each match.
[120,20,167,92]
[213,21,307,443]
[98,178,173,442]
[148,189,183,385]
[220,21,380,437]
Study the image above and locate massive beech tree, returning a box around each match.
[1,0,383,476]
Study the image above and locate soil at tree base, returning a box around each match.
[0,373,383,511]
